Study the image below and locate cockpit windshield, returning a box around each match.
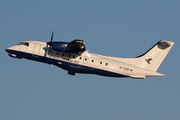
[17,42,24,45]
[17,42,29,46]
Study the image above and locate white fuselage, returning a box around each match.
[6,40,165,78]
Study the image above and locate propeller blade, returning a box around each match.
[50,31,54,43]
[47,31,54,54]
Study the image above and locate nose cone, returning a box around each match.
[5,47,12,53]
[6,46,22,59]
[6,46,17,53]
[6,47,10,53]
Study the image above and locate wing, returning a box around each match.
[65,39,86,53]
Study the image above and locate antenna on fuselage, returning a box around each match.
[47,31,54,54]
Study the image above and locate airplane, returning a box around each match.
[5,32,174,79]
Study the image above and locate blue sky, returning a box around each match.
[1,0,180,120]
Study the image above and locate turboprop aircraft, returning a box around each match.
[6,32,174,79]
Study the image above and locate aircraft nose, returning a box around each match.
[5,47,12,53]
[6,46,22,59]
[5,46,16,53]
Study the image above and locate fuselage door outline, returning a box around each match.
[33,43,41,57]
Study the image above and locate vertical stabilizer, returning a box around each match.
[134,40,174,71]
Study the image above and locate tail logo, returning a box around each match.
[145,58,152,64]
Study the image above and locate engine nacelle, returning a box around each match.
[50,42,69,52]
[47,40,86,53]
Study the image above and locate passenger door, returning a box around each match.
[33,43,41,57]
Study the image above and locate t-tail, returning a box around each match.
[118,40,174,73]
[135,40,174,72]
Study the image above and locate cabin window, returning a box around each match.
[62,53,64,56]
[92,60,94,62]
[85,58,87,61]
[69,55,71,57]
[100,62,102,64]
[106,63,108,66]
[79,57,82,60]
[56,52,58,55]
[73,56,75,58]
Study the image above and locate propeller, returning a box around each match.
[47,31,54,54]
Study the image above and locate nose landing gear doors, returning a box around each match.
[33,43,41,57]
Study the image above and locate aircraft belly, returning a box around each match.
[58,62,127,77]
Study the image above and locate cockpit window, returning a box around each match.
[17,42,24,45]
[23,42,29,46]
[17,42,29,46]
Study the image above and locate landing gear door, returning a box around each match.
[33,43,41,57]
